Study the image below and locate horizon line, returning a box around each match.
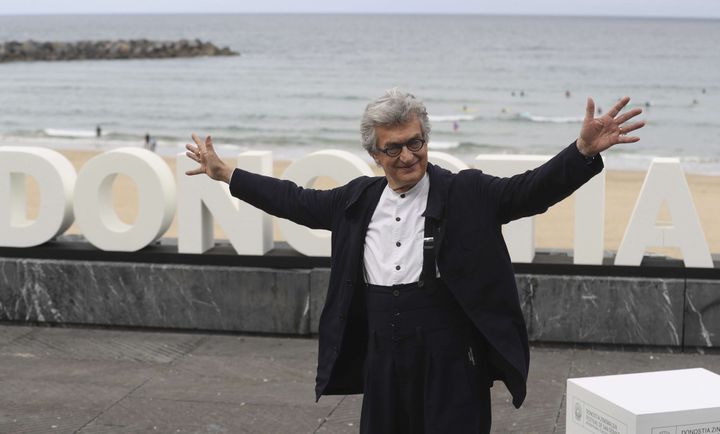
[0,11,719,20]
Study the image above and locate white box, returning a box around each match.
[566,368,720,434]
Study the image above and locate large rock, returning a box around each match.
[0,39,239,63]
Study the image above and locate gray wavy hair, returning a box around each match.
[360,88,431,153]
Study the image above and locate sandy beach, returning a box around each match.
[19,149,720,258]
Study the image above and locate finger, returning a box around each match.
[618,135,641,144]
[205,136,215,156]
[615,107,643,124]
[185,151,200,162]
[619,120,646,134]
[185,143,199,154]
[193,133,208,154]
[185,167,205,176]
[585,97,595,121]
[191,133,204,148]
[608,96,631,118]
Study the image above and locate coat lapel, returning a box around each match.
[423,163,452,257]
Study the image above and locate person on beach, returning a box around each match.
[185,88,644,433]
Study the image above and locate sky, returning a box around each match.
[0,0,719,19]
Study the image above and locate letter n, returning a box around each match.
[177,151,273,254]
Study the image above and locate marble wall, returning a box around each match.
[517,275,684,346]
[0,258,312,334]
[1,258,718,348]
[685,279,720,347]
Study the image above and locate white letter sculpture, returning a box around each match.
[177,151,273,254]
[428,151,470,173]
[573,170,606,265]
[474,155,550,263]
[279,150,374,256]
[0,147,76,247]
[615,158,713,268]
[74,148,176,252]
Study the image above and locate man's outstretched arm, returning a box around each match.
[184,133,341,231]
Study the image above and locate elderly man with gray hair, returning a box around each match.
[185,88,644,433]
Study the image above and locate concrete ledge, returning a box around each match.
[685,279,720,347]
[1,258,719,348]
[518,275,684,346]
[0,258,311,334]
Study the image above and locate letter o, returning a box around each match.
[279,150,374,256]
[74,148,176,251]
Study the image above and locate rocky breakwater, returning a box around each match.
[0,39,238,63]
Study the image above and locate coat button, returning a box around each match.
[392,290,400,297]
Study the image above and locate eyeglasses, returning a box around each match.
[376,138,426,157]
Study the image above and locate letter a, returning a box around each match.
[615,158,712,268]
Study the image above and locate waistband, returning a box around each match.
[365,279,471,340]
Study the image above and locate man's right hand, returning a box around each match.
[185,133,234,184]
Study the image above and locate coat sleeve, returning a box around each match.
[228,168,346,231]
[475,141,603,224]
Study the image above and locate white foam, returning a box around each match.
[429,114,477,122]
[428,141,461,150]
[43,128,102,138]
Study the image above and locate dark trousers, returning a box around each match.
[360,281,492,434]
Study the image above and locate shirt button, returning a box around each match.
[396,217,401,222]
[400,194,406,198]
[392,290,400,297]
[395,265,401,271]
[396,241,401,247]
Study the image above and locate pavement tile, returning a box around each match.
[315,395,363,433]
[0,327,203,363]
[0,379,131,434]
[77,397,329,434]
[132,369,339,409]
[2,325,720,434]
[0,324,34,347]
[0,354,161,386]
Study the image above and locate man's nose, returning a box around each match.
[398,145,414,162]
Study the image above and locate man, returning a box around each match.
[185,89,644,433]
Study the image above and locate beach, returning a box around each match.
[19,149,720,258]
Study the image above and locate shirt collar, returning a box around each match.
[386,172,429,198]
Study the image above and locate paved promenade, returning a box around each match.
[1,324,718,433]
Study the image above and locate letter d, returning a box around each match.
[0,147,76,247]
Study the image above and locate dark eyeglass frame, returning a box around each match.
[376,137,426,157]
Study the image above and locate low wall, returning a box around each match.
[0,243,718,349]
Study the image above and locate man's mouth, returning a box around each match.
[397,160,418,170]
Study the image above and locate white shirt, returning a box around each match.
[363,173,430,286]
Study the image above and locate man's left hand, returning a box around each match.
[576,96,645,157]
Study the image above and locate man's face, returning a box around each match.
[371,116,428,193]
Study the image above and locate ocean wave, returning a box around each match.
[512,113,583,124]
[429,114,478,122]
[429,140,461,150]
[42,128,103,138]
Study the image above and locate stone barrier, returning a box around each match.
[0,255,718,348]
[0,39,238,63]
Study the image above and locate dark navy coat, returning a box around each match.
[229,142,603,408]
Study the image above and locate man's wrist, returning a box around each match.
[222,167,234,184]
[575,138,595,157]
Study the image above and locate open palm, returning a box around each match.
[577,96,645,157]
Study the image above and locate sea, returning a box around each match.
[0,14,718,174]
